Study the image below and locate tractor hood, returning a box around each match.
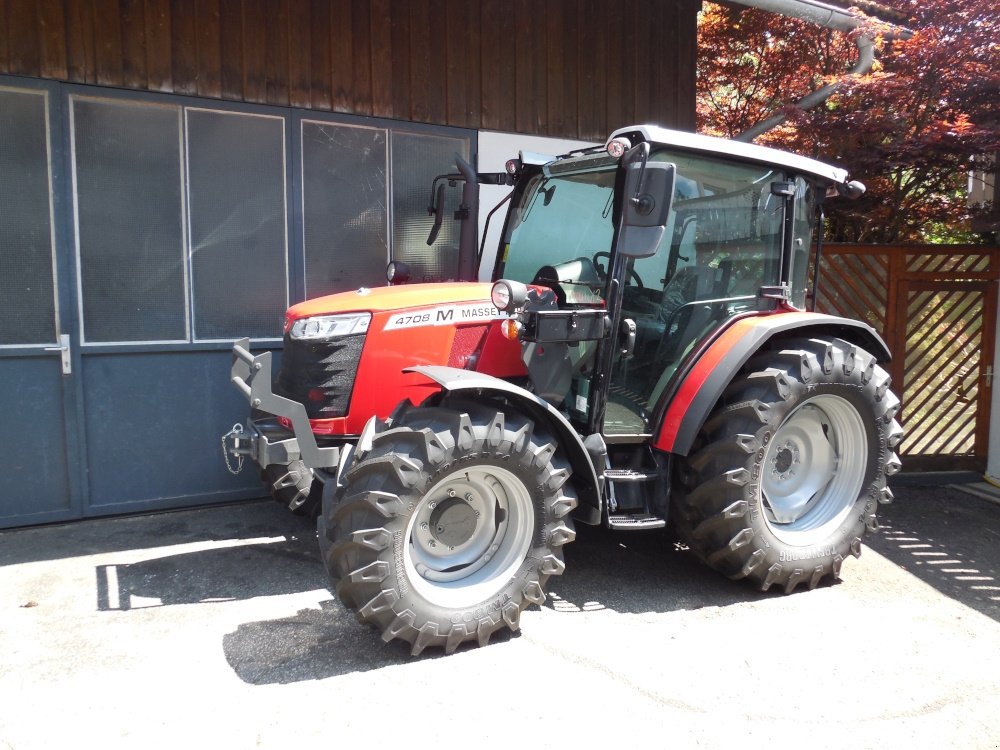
[285,282,494,326]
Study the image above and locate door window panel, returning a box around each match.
[187,109,287,340]
[73,97,186,343]
[0,89,56,346]
[302,122,388,298]
[609,151,785,434]
[391,132,470,282]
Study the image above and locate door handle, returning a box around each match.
[620,318,637,359]
[44,333,71,375]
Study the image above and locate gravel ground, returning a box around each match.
[1,481,999,749]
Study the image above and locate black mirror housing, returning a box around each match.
[617,158,675,258]
[386,260,412,285]
[426,182,447,246]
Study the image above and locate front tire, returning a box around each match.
[260,459,320,518]
[673,336,904,593]
[319,399,577,654]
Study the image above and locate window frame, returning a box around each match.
[51,83,476,350]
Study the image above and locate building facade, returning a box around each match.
[0,0,701,527]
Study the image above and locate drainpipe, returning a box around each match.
[729,0,912,142]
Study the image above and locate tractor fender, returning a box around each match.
[405,365,603,525]
[654,311,891,456]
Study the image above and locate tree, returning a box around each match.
[698,0,1000,243]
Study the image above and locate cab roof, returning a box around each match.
[607,124,850,185]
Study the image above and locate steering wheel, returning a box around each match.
[593,251,644,288]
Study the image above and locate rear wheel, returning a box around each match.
[319,399,577,654]
[673,336,904,593]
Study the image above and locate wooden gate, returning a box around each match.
[814,244,999,471]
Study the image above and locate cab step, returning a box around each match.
[606,513,666,530]
[604,469,659,483]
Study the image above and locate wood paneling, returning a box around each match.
[93,0,124,86]
[219,0,243,100]
[195,0,222,99]
[38,0,68,80]
[0,0,698,137]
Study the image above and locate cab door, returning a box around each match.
[602,155,786,439]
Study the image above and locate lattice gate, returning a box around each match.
[815,244,998,471]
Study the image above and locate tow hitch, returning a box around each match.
[221,423,251,475]
[224,339,342,472]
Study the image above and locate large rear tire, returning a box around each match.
[319,399,577,654]
[673,336,904,593]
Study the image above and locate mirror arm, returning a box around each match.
[629,142,651,209]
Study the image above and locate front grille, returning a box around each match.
[275,332,366,419]
[447,324,489,368]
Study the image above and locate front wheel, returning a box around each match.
[319,399,577,654]
[260,459,320,517]
[673,336,904,593]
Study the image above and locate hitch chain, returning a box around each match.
[222,422,245,475]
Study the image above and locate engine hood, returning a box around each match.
[285,282,494,324]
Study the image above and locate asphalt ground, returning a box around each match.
[1,481,999,749]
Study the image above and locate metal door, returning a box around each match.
[0,83,81,527]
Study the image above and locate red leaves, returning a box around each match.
[698,0,1000,242]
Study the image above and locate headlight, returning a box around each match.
[288,312,371,340]
[386,260,411,284]
[490,280,527,313]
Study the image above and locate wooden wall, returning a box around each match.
[0,0,700,139]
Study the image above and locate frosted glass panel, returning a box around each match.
[73,97,185,343]
[302,122,388,298]
[391,132,470,283]
[0,89,55,345]
[187,109,287,339]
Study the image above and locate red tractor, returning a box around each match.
[225,125,903,654]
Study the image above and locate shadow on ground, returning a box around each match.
[220,523,777,684]
[867,484,1000,623]
[95,533,325,610]
[221,486,1000,683]
[10,481,992,684]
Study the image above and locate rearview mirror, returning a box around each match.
[426,182,446,246]
[617,147,675,258]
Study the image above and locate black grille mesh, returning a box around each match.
[275,333,366,418]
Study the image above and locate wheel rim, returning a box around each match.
[404,465,534,608]
[760,394,867,547]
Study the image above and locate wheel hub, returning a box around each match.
[771,442,799,478]
[404,465,534,608]
[760,395,867,545]
[429,497,478,547]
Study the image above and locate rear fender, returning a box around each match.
[406,365,603,525]
[655,312,891,456]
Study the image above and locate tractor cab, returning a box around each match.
[490,127,824,444]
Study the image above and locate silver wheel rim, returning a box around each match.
[404,465,534,609]
[761,394,867,547]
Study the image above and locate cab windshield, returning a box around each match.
[497,154,617,306]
